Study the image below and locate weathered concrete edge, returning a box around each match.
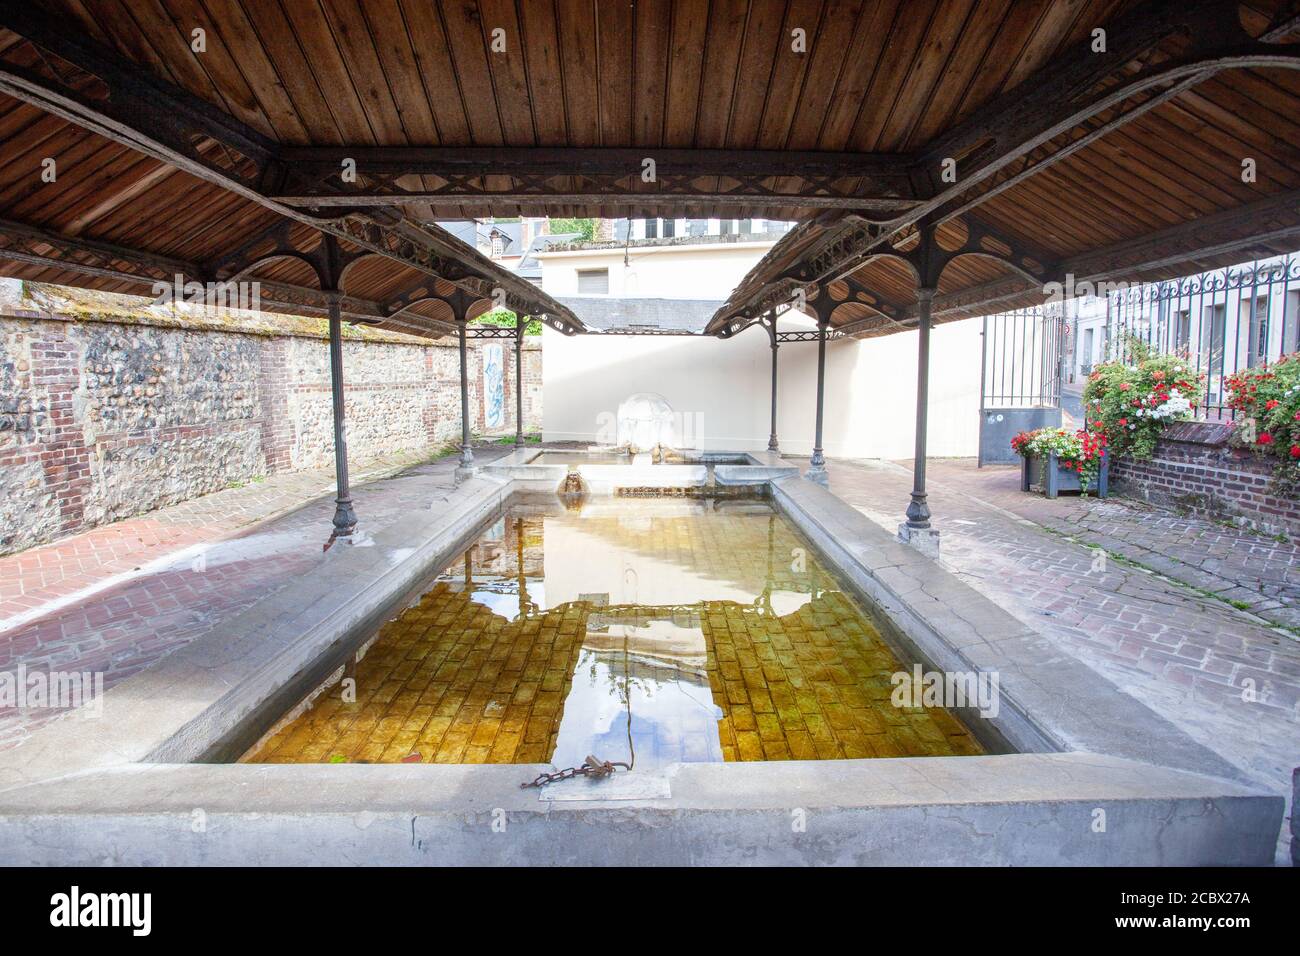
[148,476,518,765]
[0,754,1280,866]
[770,475,1052,753]
[0,475,517,789]
[769,475,1252,784]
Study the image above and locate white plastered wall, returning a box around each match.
[543,314,982,460]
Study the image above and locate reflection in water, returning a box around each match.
[243,499,983,767]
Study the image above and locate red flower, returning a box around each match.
[1119,382,1131,391]
[1258,432,1274,445]
[1265,399,1280,410]
[1291,445,1300,459]
[1117,418,1128,426]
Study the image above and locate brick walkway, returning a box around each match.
[0,444,512,747]
[828,456,1299,858]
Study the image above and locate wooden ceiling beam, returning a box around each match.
[0,217,418,328]
[270,145,918,212]
[717,0,1300,326]
[919,187,1300,320]
[1061,187,1300,283]
[0,8,580,329]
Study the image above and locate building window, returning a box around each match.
[1174,309,1191,352]
[577,268,609,295]
[1285,291,1300,353]
[662,218,676,238]
[1246,293,1270,366]
[644,218,657,239]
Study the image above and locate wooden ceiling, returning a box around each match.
[0,1,1296,340]
[7,0,1137,220]
[707,0,1300,335]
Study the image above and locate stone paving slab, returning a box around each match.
[821,456,1299,862]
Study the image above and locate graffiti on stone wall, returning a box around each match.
[483,343,504,428]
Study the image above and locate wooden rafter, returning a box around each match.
[712,0,1300,331]
[0,217,458,333]
[270,146,919,212]
[920,187,1300,321]
[0,6,582,330]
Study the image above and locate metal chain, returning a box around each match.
[520,754,631,789]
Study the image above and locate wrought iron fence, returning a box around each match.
[979,305,1064,409]
[1102,254,1300,420]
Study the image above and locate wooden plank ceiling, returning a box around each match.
[0,1,1296,339]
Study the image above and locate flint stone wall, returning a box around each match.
[0,294,541,554]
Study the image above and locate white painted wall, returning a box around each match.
[543,314,983,460]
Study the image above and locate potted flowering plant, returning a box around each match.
[1225,351,1300,496]
[1011,426,1109,498]
[1082,349,1202,459]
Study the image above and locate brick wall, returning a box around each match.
[1111,420,1300,536]
[0,294,542,555]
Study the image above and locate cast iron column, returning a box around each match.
[327,294,356,537]
[805,315,829,485]
[515,314,525,449]
[457,320,475,476]
[905,288,936,529]
[767,316,780,452]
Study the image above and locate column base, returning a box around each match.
[804,465,829,487]
[332,499,357,538]
[454,465,480,482]
[898,522,940,558]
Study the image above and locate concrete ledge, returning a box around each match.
[0,474,515,790]
[484,449,797,491]
[478,462,568,493]
[481,448,544,472]
[714,464,800,485]
[769,475,1251,785]
[0,754,1278,866]
[578,464,708,492]
[897,522,940,557]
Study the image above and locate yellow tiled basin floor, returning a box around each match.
[243,499,983,767]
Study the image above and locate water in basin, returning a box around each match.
[242,499,983,767]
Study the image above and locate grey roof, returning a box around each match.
[433,220,582,280]
[433,219,524,254]
[555,296,723,334]
[516,232,582,279]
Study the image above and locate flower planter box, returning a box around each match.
[1021,451,1109,498]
